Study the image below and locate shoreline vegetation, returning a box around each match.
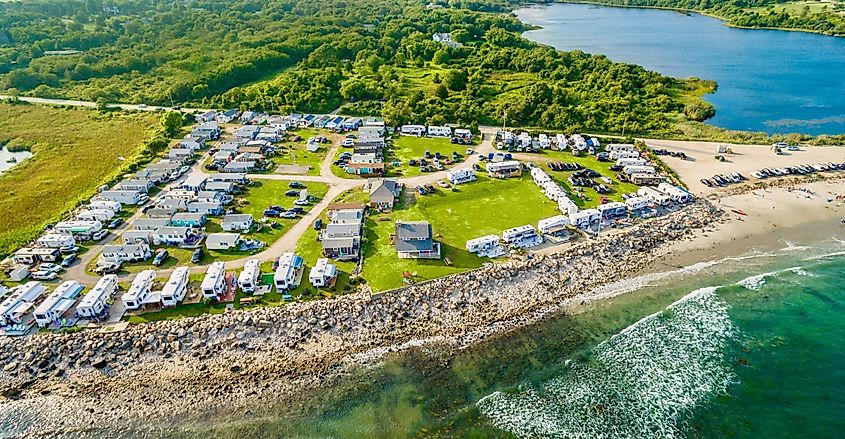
[551,0,845,37]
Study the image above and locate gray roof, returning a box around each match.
[394,222,434,253]
[324,223,360,238]
[222,214,253,224]
[321,236,356,250]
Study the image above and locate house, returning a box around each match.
[13,247,61,265]
[210,172,248,183]
[427,125,452,137]
[196,190,226,204]
[55,221,103,239]
[170,212,207,227]
[145,207,177,219]
[76,208,115,223]
[325,116,345,130]
[235,125,260,140]
[346,162,385,176]
[201,262,227,299]
[223,161,256,173]
[216,109,240,124]
[394,221,440,259]
[447,168,476,185]
[221,214,253,232]
[178,136,205,151]
[309,258,337,287]
[432,32,461,48]
[219,141,243,152]
[486,161,522,179]
[35,233,75,249]
[162,189,197,201]
[238,259,261,294]
[121,229,153,245]
[197,110,219,123]
[342,117,362,130]
[132,218,171,231]
[657,183,693,204]
[0,281,47,326]
[116,178,154,193]
[542,182,566,202]
[98,190,146,205]
[161,267,189,307]
[89,200,122,212]
[330,209,364,227]
[598,202,628,219]
[101,243,152,264]
[323,223,361,240]
[187,201,224,216]
[313,115,331,128]
[33,280,83,327]
[240,111,257,124]
[206,233,241,250]
[204,181,234,193]
[569,209,601,230]
[321,237,360,261]
[400,125,426,136]
[501,225,543,248]
[153,226,199,246]
[77,275,117,319]
[122,270,155,311]
[538,215,571,235]
[465,235,506,258]
[369,179,401,210]
[191,122,221,140]
[274,252,304,291]
[180,174,208,192]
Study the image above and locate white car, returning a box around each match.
[92,230,110,241]
[30,271,57,281]
[436,180,449,188]
[37,263,62,273]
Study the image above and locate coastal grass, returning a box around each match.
[360,174,560,292]
[0,103,159,257]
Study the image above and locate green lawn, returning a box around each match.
[0,103,159,257]
[386,135,475,178]
[360,174,561,292]
[273,129,333,175]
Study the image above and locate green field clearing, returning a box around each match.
[386,135,475,178]
[0,103,159,257]
[360,174,561,292]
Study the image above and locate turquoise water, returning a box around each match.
[177,240,845,438]
[515,3,845,136]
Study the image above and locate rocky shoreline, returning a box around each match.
[0,200,724,436]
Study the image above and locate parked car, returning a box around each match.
[191,248,203,264]
[108,218,124,229]
[437,180,449,188]
[285,190,299,197]
[425,184,436,193]
[289,181,305,188]
[289,207,304,214]
[152,249,169,266]
[31,271,58,281]
[92,230,109,241]
[294,199,310,206]
[264,209,281,217]
[60,254,77,268]
[417,186,426,195]
[95,262,121,275]
[281,211,297,219]
[313,219,322,230]
[38,263,62,273]
[60,245,80,254]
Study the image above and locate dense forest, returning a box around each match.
[0,0,716,134]
[563,0,845,35]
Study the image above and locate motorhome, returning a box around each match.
[502,225,542,248]
[538,215,571,235]
[122,269,155,311]
[637,186,672,205]
[400,125,426,136]
[427,126,452,137]
[274,252,304,291]
[597,201,628,219]
[569,209,601,230]
[657,183,693,204]
[33,280,83,327]
[201,262,227,299]
[486,161,522,179]
[447,168,476,185]
[308,258,338,287]
[0,281,47,326]
[623,165,656,175]
[465,235,506,258]
[35,233,76,249]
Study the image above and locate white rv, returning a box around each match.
[569,209,601,229]
[201,262,227,299]
[123,269,155,311]
[33,280,84,327]
[274,252,304,291]
[308,258,338,287]
[161,267,190,307]
[77,275,118,318]
[538,215,571,235]
[238,259,261,293]
[400,125,426,136]
[427,125,452,137]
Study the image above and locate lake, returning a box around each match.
[515,3,845,136]
[0,146,32,174]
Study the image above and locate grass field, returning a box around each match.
[360,174,561,292]
[386,135,474,178]
[0,103,159,257]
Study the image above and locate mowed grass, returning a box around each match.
[387,135,474,178]
[361,174,560,292]
[0,103,158,257]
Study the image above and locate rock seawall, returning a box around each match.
[0,200,724,434]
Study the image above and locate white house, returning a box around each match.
[101,243,152,264]
[201,262,227,299]
[180,174,208,192]
[76,208,115,223]
[153,226,197,246]
[206,233,241,250]
[465,235,506,258]
[447,168,476,185]
[33,280,84,327]
[427,125,452,137]
[623,165,656,175]
[55,221,103,238]
[221,214,253,232]
[657,183,693,204]
[400,124,426,136]
[274,252,304,291]
[308,258,337,288]
[89,200,122,212]
[77,275,117,318]
[122,269,155,311]
[569,209,601,230]
[637,186,672,205]
[35,233,76,249]
[238,259,261,293]
[625,196,652,211]
[161,267,190,307]
[486,161,522,179]
[598,201,628,219]
[538,215,571,235]
[0,281,47,326]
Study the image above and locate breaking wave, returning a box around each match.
[477,287,736,439]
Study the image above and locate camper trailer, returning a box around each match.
[274,252,304,291]
[161,267,190,307]
[537,215,571,235]
[33,280,83,327]
[201,262,227,299]
[122,270,155,311]
[77,275,118,318]
[238,259,261,293]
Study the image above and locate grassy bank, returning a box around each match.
[0,102,160,257]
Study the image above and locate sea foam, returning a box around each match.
[477,287,736,439]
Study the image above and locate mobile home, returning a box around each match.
[625,196,652,211]
[33,280,83,327]
[569,209,601,229]
[597,201,628,219]
[486,161,522,179]
[465,235,506,258]
[35,233,76,249]
[623,165,656,175]
[637,186,672,205]
[538,215,571,235]
[657,183,693,204]
[427,126,452,137]
[447,168,476,185]
[502,225,543,248]
[55,221,103,239]
[400,125,426,136]
[77,275,117,318]
[0,281,46,326]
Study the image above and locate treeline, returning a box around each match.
[561,0,845,35]
[0,0,715,135]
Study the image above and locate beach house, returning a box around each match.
[77,275,117,319]
[569,209,601,230]
[369,179,401,211]
[221,214,253,232]
[206,233,241,251]
[33,280,84,327]
[394,221,440,259]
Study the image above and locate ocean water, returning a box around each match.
[175,239,845,438]
[514,3,845,136]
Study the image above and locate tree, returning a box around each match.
[443,69,468,92]
[160,111,185,137]
[433,83,448,99]
[683,101,716,122]
[95,98,109,111]
[432,49,450,65]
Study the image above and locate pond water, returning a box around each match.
[0,146,32,174]
[515,3,845,135]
